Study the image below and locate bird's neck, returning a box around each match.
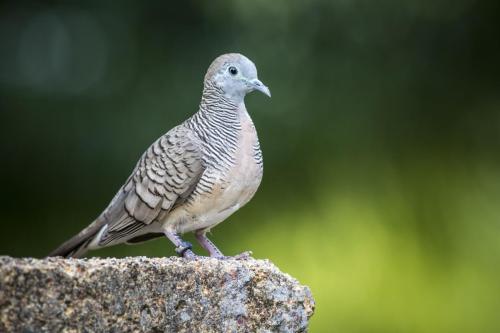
[184,81,243,141]
[197,81,245,122]
[184,82,245,169]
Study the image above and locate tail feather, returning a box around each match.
[48,218,106,258]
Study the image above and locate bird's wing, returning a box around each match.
[97,125,204,245]
[49,124,204,257]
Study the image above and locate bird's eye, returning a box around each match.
[228,66,238,76]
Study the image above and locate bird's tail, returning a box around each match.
[48,218,107,258]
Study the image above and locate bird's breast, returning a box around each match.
[167,108,263,233]
[202,108,263,214]
[221,112,263,206]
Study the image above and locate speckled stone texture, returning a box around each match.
[0,256,314,332]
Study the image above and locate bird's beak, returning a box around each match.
[250,79,271,97]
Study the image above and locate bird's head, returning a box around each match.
[204,53,271,103]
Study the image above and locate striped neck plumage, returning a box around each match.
[185,80,242,170]
[198,80,240,117]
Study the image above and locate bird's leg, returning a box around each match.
[195,231,224,258]
[195,231,252,260]
[164,230,197,259]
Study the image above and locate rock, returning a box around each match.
[0,256,314,332]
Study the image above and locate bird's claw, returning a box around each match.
[212,250,253,260]
[232,250,253,260]
[182,249,199,260]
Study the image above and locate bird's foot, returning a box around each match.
[182,249,200,260]
[231,250,253,260]
[212,250,253,260]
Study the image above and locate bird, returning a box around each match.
[49,53,270,259]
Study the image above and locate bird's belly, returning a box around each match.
[163,153,263,234]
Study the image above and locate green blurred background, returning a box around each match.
[1,1,500,332]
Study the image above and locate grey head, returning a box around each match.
[204,53,271,103]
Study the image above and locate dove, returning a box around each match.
[49,53,270,259]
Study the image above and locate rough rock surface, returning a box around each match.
[0,256,314,332]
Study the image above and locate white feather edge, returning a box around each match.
[87,224,108,250]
